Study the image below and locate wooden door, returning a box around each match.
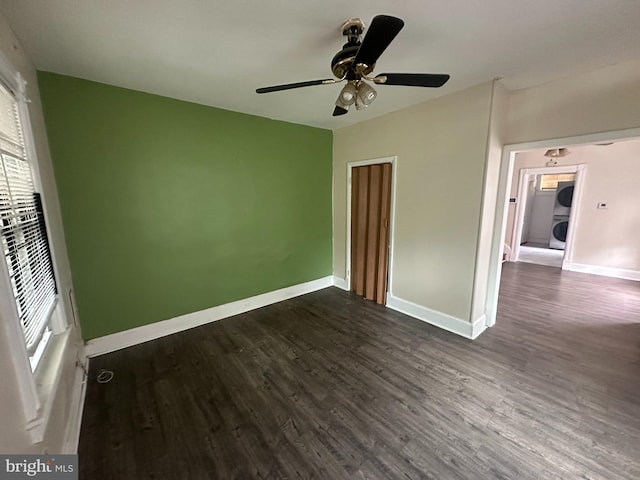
[350,163,392,304]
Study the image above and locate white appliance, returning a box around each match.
[553,181,575,216]
[549,216,569,249]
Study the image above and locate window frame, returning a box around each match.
[0,51,66,437]
[538,173,576,191]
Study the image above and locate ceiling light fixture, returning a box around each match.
[544,147,570,166]
[544,148,570,158]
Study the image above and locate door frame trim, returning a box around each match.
[510,164,586,267]
[346,156,398,299]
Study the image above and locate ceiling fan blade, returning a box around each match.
[375,73,450,88]
[353,15,404,70]
[256,79,335,94]
[333,106,349,116]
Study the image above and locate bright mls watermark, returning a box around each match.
[0,455,77,479]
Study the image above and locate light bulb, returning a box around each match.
[337,82,357,106]
[356,81,377,108]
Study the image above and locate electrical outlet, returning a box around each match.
[597,202,608,209]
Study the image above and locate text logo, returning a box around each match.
[0,455,77,479]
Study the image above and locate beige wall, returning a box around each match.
[506,59,640,144]
[506,140,640,272]
[0,13,81,453]
[334,82,494,321]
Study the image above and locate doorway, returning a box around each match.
[347,157,396,305]
[485,126,640,328]
[509,165,584,269]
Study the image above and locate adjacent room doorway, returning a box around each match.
[509,164,585,269]
[485,126,640,329]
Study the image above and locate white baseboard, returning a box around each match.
[386,295,486,340]
[566,263,640,282]
[62,352,88,454]
[332,276,349,291]
[85,276,334,357]
[471,314,488,340]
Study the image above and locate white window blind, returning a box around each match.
[0,80,57,356]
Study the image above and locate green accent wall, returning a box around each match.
[38,72,332,340]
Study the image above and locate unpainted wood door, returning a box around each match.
[350,163,392,304]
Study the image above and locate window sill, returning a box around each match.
[25,323,74,444]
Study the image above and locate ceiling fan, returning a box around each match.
[256,15,450,116]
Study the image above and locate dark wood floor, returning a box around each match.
[79,263,640,479]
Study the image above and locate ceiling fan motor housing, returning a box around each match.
[331,45,360,79]
[331,18,367,79]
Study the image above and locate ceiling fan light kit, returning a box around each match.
[335,80,378,113]
[256,14,450,117]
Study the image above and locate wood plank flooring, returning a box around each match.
[79,263,640,479]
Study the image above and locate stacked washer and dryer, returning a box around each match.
[549,181,575,249]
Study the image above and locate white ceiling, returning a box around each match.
[1,0,639,130]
